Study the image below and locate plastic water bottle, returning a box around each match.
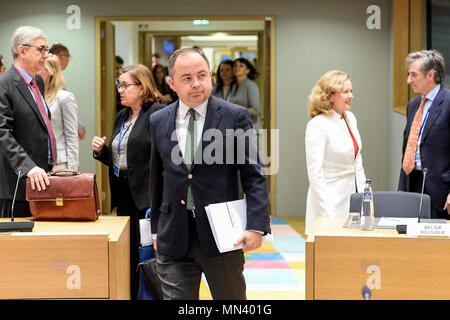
[360,179,375,231]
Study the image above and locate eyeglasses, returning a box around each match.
[21,44,49,55]
[117,83,139,90]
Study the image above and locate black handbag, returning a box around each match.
[137,256,164,300]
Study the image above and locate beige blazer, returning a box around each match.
[48,89,79,170]
[304,110,366,234]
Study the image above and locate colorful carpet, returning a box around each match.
[200,217,306,300]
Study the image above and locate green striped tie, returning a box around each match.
[185,108,196,209]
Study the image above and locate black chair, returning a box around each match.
[349,191,431,219]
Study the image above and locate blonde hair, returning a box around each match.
[121,64,163,104]
[307,70,350,118]
[43,54,65,102]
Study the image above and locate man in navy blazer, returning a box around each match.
[398,50,450,218]
[149,48,270,300]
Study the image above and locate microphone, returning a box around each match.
[397,167,428,234]
[11,169,20,222]
[0,170,34,232]
[362,285,371,300]
[417,168,428,223]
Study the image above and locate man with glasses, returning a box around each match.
[0,26,55,218]
[49,43,71,71]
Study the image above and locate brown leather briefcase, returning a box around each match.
[26,169,101,221]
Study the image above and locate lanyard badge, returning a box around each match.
[114,109,142,177]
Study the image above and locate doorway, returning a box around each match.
[96,17,275,215]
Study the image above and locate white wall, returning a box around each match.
[113,21,139,66]
[389,112,406,190]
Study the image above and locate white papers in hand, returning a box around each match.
[205,199,273,253]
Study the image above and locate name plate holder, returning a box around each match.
[407,223,450,237]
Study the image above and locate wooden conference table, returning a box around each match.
[306,217,450,300]
[0,215,130,299]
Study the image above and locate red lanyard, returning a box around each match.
[344,120,359,159]
[14,64,33,88]
[14,64,46,109]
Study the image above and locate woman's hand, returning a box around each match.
[92,136,106,154]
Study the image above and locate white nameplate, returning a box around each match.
[407,223,450,237]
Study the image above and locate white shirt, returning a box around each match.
[416,84,441,169]
[422,84,441,125]
[175,99,208,156]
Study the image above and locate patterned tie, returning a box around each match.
[402,96,427,175]
[30,79,57,164]
[185,108,196,209]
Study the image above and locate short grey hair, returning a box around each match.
[10,26,47,59]
[168,47,210,78]
[406,49,445,84]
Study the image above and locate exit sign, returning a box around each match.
[193,19,210,25]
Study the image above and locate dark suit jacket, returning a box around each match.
[399,85,450,211]
[0,66,51,201]
[94,101,165,212]
[149,95,270,258]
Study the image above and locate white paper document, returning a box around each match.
[205,199,274,253]
[377,217,419,227]
[139,218,152,246]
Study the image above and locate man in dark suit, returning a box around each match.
[149,47,270,300]
[399,49,450,218]
[0,26,55,217]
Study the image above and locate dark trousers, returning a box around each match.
[1,200,32,218]
[156,213,246,300]
[115,175,146,300]
[409,170,448,220]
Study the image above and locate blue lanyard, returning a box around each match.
[418,96,436,142]
[117,109,141,155]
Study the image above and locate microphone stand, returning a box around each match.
[0,171,34,232]
[397,168,428,234]
[11,169,20,222]
[417,168,428,223]
[362,285,371,300]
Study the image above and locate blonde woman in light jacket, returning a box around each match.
[304,70,366,235]
[38,54,79,170]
